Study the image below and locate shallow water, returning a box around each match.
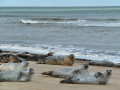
[0,7,120,62]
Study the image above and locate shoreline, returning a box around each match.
[0,61,119,90]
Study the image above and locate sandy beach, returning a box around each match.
[0,61,119,90]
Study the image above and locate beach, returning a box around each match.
[0,61,119,90]
[0,6,120,90]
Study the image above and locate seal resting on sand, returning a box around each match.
[0,61,29,71]
[41,64,89,78]
[60,69,112,85]
[17,52,53,63]
[0,68,34,82]
[40,54,75,66]
[0,53,25,63]
[89,60,120,68]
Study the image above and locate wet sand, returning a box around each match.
[0,61,120,90]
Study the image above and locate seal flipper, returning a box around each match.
[60,78,72,84]
[17,71,23,81]
[41,71,52,75]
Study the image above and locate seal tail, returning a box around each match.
[41,71,52,75]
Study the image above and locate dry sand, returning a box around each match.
[0,61,120,90]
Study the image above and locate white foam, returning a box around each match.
[20,20,52,24]
[20,19,120,27]
[0,44,120,63]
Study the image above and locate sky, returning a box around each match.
[0,0,120,7]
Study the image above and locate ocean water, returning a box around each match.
[0,7,120,63]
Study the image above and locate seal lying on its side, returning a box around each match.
[0,68,34,82]
[0,61,29,71]
[41,64,89,78]
[40,54,75,66]
[0,53,25,63]
[17,52,53,63]
[60,69,112,85]
[89,60,120,68]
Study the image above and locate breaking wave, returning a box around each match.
[20,19,120,27]
[0,44,120,63]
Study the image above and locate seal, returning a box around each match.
[60,69,112,85]
[40,54,75,66]
[0,61,29,71]
[17,52,53,62]
[0,53,25,63]
[41,64,89,78]
[89,60,120,68]
[0,68,34,82]
[0,49,3,53]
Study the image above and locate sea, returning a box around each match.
[0,6,120,63]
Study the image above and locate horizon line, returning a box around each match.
[0,5,120,8]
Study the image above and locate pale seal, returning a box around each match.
[0,61,29,71]
[0,68,34,82]
[89,60,120,68]
[40,54,75,66]
[60,69,112,85]
[41,64,89,78]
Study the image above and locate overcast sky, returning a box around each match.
[0,0,120,7]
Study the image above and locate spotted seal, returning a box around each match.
[17,52,53,63]
[0,53,25,63]
[40,54,75,66]
[41,64,89,78]
[89,60,120,68]
[60,69,112,85]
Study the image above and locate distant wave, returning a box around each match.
[0,44,120,63]
[20,20,52,24]
[77,23,120,27]
[20,19,120,27]
[0,15,29,17]
[31,17,78,21]
[86,18,119,21]
[20,19,86,24]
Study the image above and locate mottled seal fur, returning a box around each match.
[0,53,25,63]
[40,54,75,66]
[0,61,29,71]
[60,69,112,85]
[41,64,89,78]
[89,60,120,68]
[17,52,53,63]
[0,49,3,53]
[0,68,34,82]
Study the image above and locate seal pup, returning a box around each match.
[60,69,112,85]
[89,60,120,68]
[41,64,89,78]
[40,54,75,66]
[0,68,34,82]
[0,61,29,71]
[0,53,25,63]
